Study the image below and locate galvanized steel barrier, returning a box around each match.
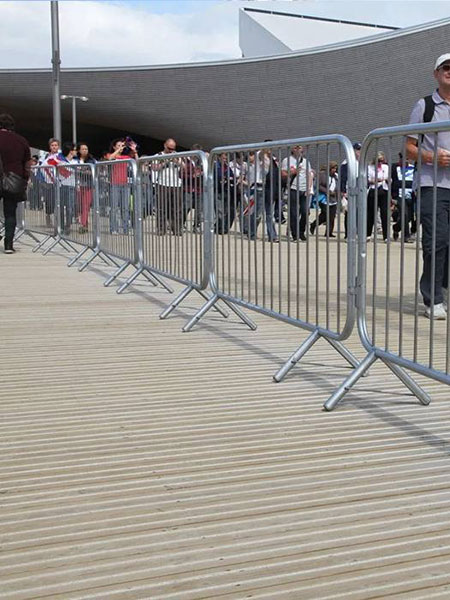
[324,120,450,410]
[137,149,231,315]
[89,159,165,291]
[184,136,361,380]
[23,165,64,252]
[54,162,98,267]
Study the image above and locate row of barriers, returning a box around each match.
[15,121,450,411]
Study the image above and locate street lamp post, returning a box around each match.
[60,95,89,145]
[50,1,61,142]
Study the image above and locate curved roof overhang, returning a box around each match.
[1,17,449,150]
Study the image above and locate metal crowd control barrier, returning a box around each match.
[90,159,167,292]
[54,162,99,267]
[136,150,228,320]
[23,165,70,253]
[184,136,360,379]
[325,120,450,410]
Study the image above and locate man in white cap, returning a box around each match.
[406,54,450,319]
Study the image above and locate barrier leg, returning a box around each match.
[160,285,195,320]
[14,229,25,241]
[197,289,229,319]
[33,235,52,253]
[220,298,256,330]
[24,231,41,244]
[381,359,431,406]
[104,260,131,286]
[143,268,173,294]
[323,352,377,411]
[325,338,361,370]
[68,246,89,267]
[62,239,77,253]
[42,237,60,255]
[182,294,219,332]
[139,269,159,287]
[117,265,144,294]
[274,330,321,383]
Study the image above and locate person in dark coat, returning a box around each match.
[0,113,31,253]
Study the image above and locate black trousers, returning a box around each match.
[310,203,337,235]
[367,188,389,240]
[288,189,308,239]
[419,187,450,307]
[392,194,415,239]
[2,194,19,248]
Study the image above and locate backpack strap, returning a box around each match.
[423,94,435,123]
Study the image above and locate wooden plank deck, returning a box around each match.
[1,237,450,599]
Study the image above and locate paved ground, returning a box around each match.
[1,238,450,599]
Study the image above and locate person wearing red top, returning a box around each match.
[41,137,61,228]
[106,138,132,234]
[0,113,31,253]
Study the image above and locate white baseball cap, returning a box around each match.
[435,54,450,70]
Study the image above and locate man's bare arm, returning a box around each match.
[406,136,450,167]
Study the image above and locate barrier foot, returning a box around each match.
[221,298,256,330]
[68,246,89,267]
[144,268,173,294]
[160,286,194,319]
[273,330,320,383]
[32,235,52,253]
[323,352,377,411]
[325,338,361,370]
[381,359,431,406]
[197,289,229,319]
[182,294,220,332]
[104,260,131,286]
[14,229,25,241]
[117,265,143,294]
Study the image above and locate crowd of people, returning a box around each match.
[28,135,418,246]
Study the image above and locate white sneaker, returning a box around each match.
[424,303,447,320]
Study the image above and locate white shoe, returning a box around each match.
[424,303,447,320]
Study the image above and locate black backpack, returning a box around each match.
[423,94,435,123]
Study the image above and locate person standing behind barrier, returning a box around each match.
[310,162,339,237]
[106,138,130,234]
[181,143,203,232]
[74,142,96,233]
[58,143,77,235]
[214,152,236,234]
[281,145,313,241]
[391,153,415,243]
[244,151,278,241]
[367,151,390,241]
[406,53,450,320]
[153,138,183,235]
[264,142,282,236]
[41,138,61,228]
[0,113,31,253]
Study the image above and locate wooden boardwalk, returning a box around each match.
[2,238,450,599]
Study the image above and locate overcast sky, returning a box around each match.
[0,0,449,69]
